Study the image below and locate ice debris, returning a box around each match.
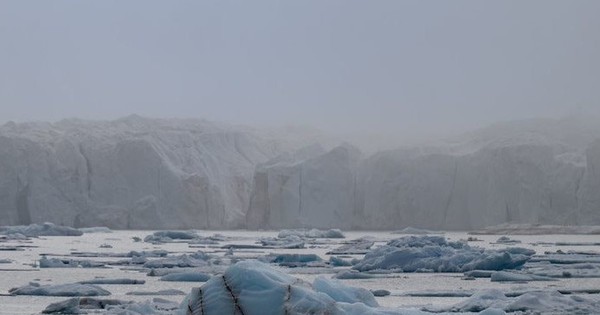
[353,236,534,272]
[327,237,374,255]
[278,228,345,239]
[39,255,106,268]
[180,260,419,315]
[0,222,83,237]
[79,278,145,285]
[10,282,110,296]
[144,230,200,243]
[79,226,112,233]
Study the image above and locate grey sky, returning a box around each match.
[0,1,599,140]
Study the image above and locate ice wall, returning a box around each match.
[0,116,315,229]
[248,117,600,230]
[1,115,599,230]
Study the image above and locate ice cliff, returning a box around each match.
[248,115,600,230]
[1,115,600,230]
[0,116,318,229]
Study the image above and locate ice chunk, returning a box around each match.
[432,289,600,313]
[277,228,345,239]
[10,282,111,296]
[79,278,145,285]
[371,289,391,297]
[160,272,211,282]
[490,271,555,282]
[42,297,131,314]
[495,236,521,244]
[260,253,322,267]
[353,236,533,272]
[0,222,82,237]
[143,253,209,269]
[144,230,200,243]
[259,235,305,248]
[180,260,429,315]
[446,289,508,312]
[39,255,106,268]
[313,276,379,307]
[329,256,353,267]
[391,227,441,235]
[327,238,374,255]
[78,226,112,233]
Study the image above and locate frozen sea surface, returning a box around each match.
[1,230,600,314]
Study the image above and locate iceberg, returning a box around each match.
[353,236,534,272]
[327,237,374,255]
[9,282,111,296]
[39,256,106,268]
[432,289,600,314]
[0,222,82,237]
[277,228,345,239]
[179,260,428,315]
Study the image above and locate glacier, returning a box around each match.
[1,115,600,230]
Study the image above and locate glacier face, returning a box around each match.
[0,116,317,229]
[1,115,600,230]
[248,116,600,230]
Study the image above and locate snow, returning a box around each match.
[353,236,534,272]
[9,282,111,296]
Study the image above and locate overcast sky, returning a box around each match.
[0,1,599,140]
